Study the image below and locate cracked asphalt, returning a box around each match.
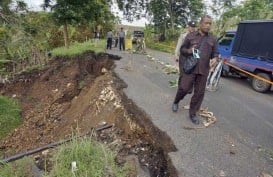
[108,48,273,177]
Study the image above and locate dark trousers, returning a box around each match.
[119,37,125,50]
[115,39,118,47]
[174,73,207,117]
[107,38,112,49]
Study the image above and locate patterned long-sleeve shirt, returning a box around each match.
[181,31,219,75]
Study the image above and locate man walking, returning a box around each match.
[172,15,218,125]
[119,27,125,51]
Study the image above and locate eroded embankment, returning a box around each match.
[0,51,177,177]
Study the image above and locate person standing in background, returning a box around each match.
[174,21,197,94]
[119,27,125,51]
[94,30,100,47]
[106,29,113,49]
[114,32,119,47]
[174,21,196,64]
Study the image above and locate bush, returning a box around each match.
[44,137,129,177]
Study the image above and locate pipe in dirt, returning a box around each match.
[0,124,113,163]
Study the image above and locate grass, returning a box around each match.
[0,137,130,177]
[51,40,106,57]
[146,40,175,54]
[0,157,36,177]
[44,137,129,177]
[0,95,22,139]
[78,80,85,89]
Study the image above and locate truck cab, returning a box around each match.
[218,20,273,93]
[132,31,144,44]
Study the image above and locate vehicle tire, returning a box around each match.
[251,72,271,93]
[221,69,228,77]
[239,74,248,79]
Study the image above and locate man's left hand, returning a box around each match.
[209,58,218,72]
[210,58,217,67]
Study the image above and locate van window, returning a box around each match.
[219,34,234,46]
[133,31,144,37]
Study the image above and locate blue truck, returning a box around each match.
[218,20,273,93]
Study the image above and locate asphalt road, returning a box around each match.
[108,48,273,177]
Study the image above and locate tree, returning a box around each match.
[147,0,204,34]
[0,1,52,75]
[0,0,12,14]
[208,0,237,36]
[43,0,115,48]
[172,0,204,27]
[237,0,273,20]
[212,0,273,36]
[14,0,28,13]
[0,0,13,23]
[147,0,168,34]
[116,0,149,22]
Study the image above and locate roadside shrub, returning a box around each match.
[44,137,129,177]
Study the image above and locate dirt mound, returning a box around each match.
[0,52,177,176]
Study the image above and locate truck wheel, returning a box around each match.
[221,70,228,77]
[251,72,271,93]
[221,65,229,77]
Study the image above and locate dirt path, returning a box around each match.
[0,52,177,177]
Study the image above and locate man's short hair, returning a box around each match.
[188,21,196,27]
[200,15,212,23]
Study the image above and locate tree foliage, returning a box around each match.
[208,0,237,36]
[43,0,115,47]
[208,0,273,36]
[147,0,204,34]
[236,0,273,20]
[116,0,149,21]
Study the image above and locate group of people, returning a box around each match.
[97,15,219,125]
[106,27,126,50]
[172,15,218,125]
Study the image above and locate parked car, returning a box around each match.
[218,20,273,92]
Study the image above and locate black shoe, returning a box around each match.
[172,103,178,112]
[190,116,200,125]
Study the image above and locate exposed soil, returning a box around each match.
[0,51,177,177]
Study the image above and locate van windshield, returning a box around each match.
[133,31,144,37]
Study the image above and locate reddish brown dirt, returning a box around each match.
[0,52,177,177]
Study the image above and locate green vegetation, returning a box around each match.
[44,0,116,48]
[51,40,106,57]
[0,138,129,177]
[44,137,129,177]
[0,95,22,139]
[79,80,86,89]
[0,157,36,177]
[146,40,175,54]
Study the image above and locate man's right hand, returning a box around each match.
[188,45,197,54]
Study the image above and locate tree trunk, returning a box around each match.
[168,0,174,32]
[63,20,69,48]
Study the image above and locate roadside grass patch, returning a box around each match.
[0,157,35,177]
[44,137,129,177]
[52,40,106,57]
[0,95,22,139]
[146,40,174,53]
